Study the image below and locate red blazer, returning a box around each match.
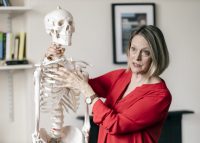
[88,69,172,143]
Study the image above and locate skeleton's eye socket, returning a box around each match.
[58,20,64,26]
[68,21,72,25]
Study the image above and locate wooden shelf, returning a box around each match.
[0,64,33,70]
[0,6,31,15]
[0,0,33,128]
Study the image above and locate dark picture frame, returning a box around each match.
[112,3,156,64]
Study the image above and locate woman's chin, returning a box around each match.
[131,67,142,74]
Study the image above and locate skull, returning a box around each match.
[44,7,75,46]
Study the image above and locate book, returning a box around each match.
[0,0,4,6]
[14,35,19,60]
[0,32,7,60]
[0,32,3,60]
[2,0,11,6]
[2,32,6,60]
[5,32,13,60]
[18,32,26,60]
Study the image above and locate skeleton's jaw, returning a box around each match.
[51,33,72,46]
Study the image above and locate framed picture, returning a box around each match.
[112,3,156,64]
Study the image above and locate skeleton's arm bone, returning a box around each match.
[33,66,42,137]
[82,103,90,143]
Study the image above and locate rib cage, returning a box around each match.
[40,58,81,113]
[39,56,86,138]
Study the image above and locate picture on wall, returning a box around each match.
[112,3,155,64]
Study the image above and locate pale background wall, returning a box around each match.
[0,0,199,143]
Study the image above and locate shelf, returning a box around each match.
[0,6,31,16]
[0,64,33,70]
[0,0,33,125]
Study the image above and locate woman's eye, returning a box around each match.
[130,47,136,52]
[141,50,150,56]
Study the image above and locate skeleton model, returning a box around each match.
[32,7,90,143]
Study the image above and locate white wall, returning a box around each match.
[0,0,200,142]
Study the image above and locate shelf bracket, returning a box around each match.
[7,13,12,32]
[7,70,14,122]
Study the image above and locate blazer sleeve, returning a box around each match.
[88,69,125,98]
[92,90,172,135]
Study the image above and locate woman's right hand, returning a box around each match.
[47,67,95,97]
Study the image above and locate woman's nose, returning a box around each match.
[134,51,142,61]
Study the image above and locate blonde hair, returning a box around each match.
[127,25,169,76]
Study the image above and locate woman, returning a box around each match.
[51,25,172,143]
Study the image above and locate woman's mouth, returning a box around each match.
[133,62,142,67]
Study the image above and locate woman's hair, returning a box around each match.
[127,25,169,76]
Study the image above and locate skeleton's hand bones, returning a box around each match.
[47,67,94,97]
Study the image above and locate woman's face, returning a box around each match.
[128,35,152,75]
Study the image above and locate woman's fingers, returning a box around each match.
[76,70,84,79]
[47,69,71,80]
[53,84,73,88]
[45,67,87,89]
[47,67,85,80]
[51,75,66,82]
